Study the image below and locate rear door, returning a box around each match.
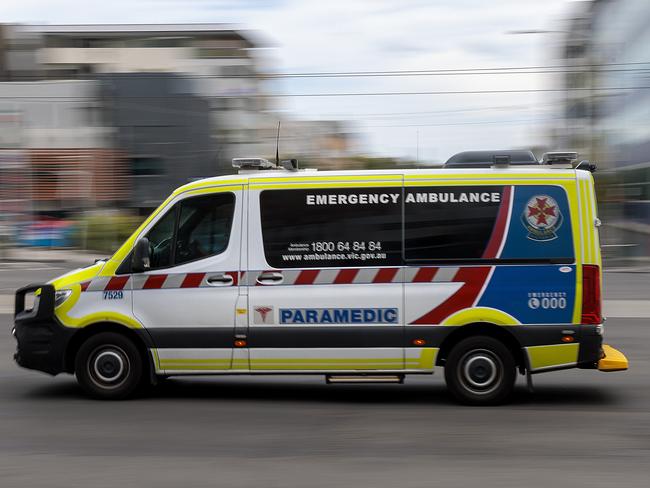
[246,175,408,372]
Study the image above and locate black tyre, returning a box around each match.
[444,335,516,405]
[74,332,144,400]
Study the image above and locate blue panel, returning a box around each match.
[478,265,576,324]
[500,185,574,260]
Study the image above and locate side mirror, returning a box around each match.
[131,238,151,273]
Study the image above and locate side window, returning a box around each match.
[260,188,402,268]
[144,192,235,270]
[404,186,504,261]
[146,207,176,270]
[176,193,235,265]
[404,185,574,263]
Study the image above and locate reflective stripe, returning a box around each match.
[153,347,438,373]
[80,266,475,291]
[525,343,579,371]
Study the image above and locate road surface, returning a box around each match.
[0,259,648,487]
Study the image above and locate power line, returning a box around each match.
[0,87,645,100]
[3,61,650,82]
[313,104,530,119]
[265,61,650,78]
[364,118,545,129]
[1,87,650,100]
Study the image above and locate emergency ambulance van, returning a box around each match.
[13,151,628,405]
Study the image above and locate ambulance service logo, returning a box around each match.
[521,195,563,241]
[254,306,274,324]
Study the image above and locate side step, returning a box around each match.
[326,374,404,384]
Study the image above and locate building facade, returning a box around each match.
[558,0,650,257]
[0,23,273,213]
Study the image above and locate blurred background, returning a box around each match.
[0,0,648,268]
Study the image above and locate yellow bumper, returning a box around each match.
[598,344,628,372]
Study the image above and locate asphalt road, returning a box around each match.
[0,261,649,487]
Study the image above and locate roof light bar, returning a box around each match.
[232,158,274,170]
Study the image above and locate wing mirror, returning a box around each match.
[131,238,151,273]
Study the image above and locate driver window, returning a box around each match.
[144,192,235,270]
[175,193,235,266]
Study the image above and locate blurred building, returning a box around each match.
[0,23,272,214]
[0,24,356,218]
[99,73,217,212]
[0,80,127,214]
[557,2,598,157]
[558,0,650,257]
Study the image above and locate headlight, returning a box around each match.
[54,289,72,307]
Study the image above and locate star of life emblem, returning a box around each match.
[254,306,274,324]
[521,195,563,241]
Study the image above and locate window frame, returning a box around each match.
[173,192,236,267]
[119,191,236,274]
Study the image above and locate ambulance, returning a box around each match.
[12,150,628,405]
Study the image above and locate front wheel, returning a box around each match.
[74,332,143,400]
[444,336,516,405]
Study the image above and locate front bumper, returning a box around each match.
[13,284,73,375]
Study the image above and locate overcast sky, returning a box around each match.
[1,0,581,162]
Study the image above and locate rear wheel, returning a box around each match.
[444,335,516,405]
[74,332,143,400]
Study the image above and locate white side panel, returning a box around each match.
[68,289,134,320]
[404,282,463,325]
[248,283,404,326]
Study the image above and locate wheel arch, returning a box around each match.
[436,323,524,369]
[64,322,154,376]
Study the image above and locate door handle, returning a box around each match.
[206,273,234,286]
[256,272,284,285]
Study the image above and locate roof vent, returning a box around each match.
[444,150,538,168]
[541,152,578,165]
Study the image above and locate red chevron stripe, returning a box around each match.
[412,267,438,283]
[79,281,91,292]
[226,271,239,286]
[334,268,360,284]
[105,276,129,291]
[181,273,205,288]
[295,269,320,285]
[373,268,398,283]
[409,266,492,324]
[143,274,167,289]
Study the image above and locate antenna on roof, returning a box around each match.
[275,121,281,167]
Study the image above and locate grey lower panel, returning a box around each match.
[142,324,597,350]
